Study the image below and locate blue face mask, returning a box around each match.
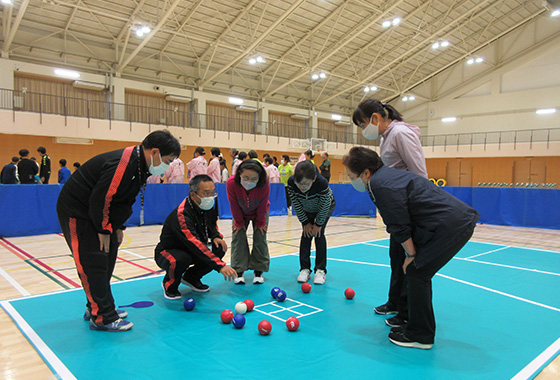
[149,152,169,176]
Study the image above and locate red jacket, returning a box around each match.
[226,176,270,228]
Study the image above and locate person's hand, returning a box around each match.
[403,256,415,274]
[220,266,237,281]
[311,224,322,237]
[98,233,110,253]
[116,229,124,247]
[256,225,268,234]
[303,223,313,238]
[40,177,45,182]
[213,237,228,252]
[232,225,245,235]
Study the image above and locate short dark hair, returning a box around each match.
[272,156,277,162]
[230,148,238,155]
[19,149,29,157]
[352,99,403,127]
[142,130,181,157]
[282,154,290,162]
[11,156,19,163]
[73,162,81,168]
[294,160,317,182]
[59,159,67,166]
[304,149,315,159]
[322,152,329,157]
[248,150,258,159]
[37,146,46,154]
[194,146,205,156]
[238,151,248,160]
[211,147,221,157]
[264,157,273,165]
[234,160,267,188]
[219,159,227,166]
[263,153,270,159]
[342,147,384,176]
[189,174,213,194]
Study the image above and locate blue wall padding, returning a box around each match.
[329,184,377,217]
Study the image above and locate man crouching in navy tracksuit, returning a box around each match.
[57,130,181,332]
[155,174,237,300]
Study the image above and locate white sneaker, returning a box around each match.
[313,270,326,285]
[234,274,245,285]
[253,274,264,284]
[297,269,311,283]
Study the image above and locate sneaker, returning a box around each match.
[181,277,210,292]
[89,318,133,332]
[83,308,128,321]
[374,302,398,315]
[297,269,311,283]
[162,281,181,300]
[385,315,408,328]
[390,326,406,333]
[253,271,264,284]
[313,269,326,285]
[388,330,432,350]
[234,272,245,285]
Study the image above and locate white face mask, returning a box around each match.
[351,174,367,192]
[149,152,169,176]
[198,195,216,211]
[361,116,380,140]
[280,160,285,165]
[241,180,257,191]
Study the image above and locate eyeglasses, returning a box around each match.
[199,192,217,198]
[241,176,259,183]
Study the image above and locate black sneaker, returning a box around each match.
[390,326,406,333]
[385,315,408,327]
[162,282,181,300]
[181,277,210,292]
[388,330,433,350]
[374,302,398,315]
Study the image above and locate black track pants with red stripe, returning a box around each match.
[58,212,119,325]
[155,243,225,292]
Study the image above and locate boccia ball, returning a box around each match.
[276,290,287,302]
[221,309,234,324]
[244,299,255,312]
[286,316,299,332]
[258,320,272,336]
[235,301,248,315]
[232,314,246,329]
[271,287,281,299]
[301,282,312,293]
[344,288,355,300]
[183,298,195,311]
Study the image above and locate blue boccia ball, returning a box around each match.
[232,314,246,329]
[183,298,196,311]
[276,290,287,302]
[271,287,281,299]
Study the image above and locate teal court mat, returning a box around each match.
[2,239,560,380]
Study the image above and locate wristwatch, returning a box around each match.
[405,252,416,258]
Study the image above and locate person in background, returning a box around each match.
[287,161,335,285]
[229,148,239,172]
[58,159,72,185]
[264,157,280,183]
[187,147,208,180]
[319,152,331,183]
[248,150,262,165]
[147,174,163,183]
[272,156,279,168]
[232,151,248,176]
[154,174,237,299]
[262,153,270,161]
[164,157,185,183]
[304,149,315,165]
[73,162,81,172]
[226,160,270,285]
[353,99,428,329]
[278,154,293,209]
[343,146,478,349]
[1,156,19,184]
[207,148,222,184]
[220,159,229,183]
[57,130,181,332]
[17,149,38,184]
[37,146,51,184]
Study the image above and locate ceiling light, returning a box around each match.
[311,74,319,80]
[466,58,474,65]
[382,20,391,28]
[141,26,151,34]
[432,42,440,49]
[1,0,13,4]
[402,96,408,102]
[54,69,80,79]
[249,58,257,65]
[552,9,560,17]
[331,114,342,120]
[475,57,484,63]
[408,95,415,101]
[536,108,557,115]
[319,72,327,79]
[256,56,265,63]
[364,86,370,92]
[228,97,244,105]
[441,40,450,47]
[392,17,401,26]
[135,29,144,37]
[442,117,457,123]
[370,86,378,91]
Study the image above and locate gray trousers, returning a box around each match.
[231,214,270,273]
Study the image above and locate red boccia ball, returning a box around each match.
[244,299,255,312]
[221,309,234,324]
[344,288,355,300]
[286,316,299,332]
[258,320,272,336]
[301,282,312,293]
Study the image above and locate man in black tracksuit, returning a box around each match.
[37,146,51,184]
[17,149,38,184]
[155,175,237,300]
[57,130,181,332]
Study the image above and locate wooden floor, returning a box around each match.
[1,214,559,380]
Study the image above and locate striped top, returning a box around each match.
[287,173,335,227]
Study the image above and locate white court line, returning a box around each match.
[363,242,389,249]
[435,273,560,313]
[0,301,76,380]
[512,336,560,380]
[454,257,560,277]
[327,257,390,268]
[471,240,560,254]
[253,298,323,322]
[464,246,510,259]
[118,249,148,259]
[0,267,30,296]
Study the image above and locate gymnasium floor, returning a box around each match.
[1,215,559,379]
